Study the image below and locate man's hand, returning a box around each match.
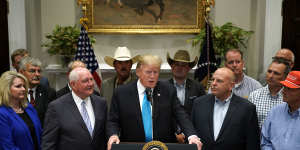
[188,136,202,150]
[107,135,120,150]
[176,133,186,144]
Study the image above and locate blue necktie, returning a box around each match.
[81,101,93,137]
[142,93,152,142]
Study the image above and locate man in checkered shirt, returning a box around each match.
[249,58,290,128]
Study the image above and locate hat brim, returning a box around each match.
[280,80,300,88]
[167,52,198,68]
[104,55,141,67]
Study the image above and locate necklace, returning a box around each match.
[13,107,23,113]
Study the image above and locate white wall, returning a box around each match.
[263,0,283,73]
[8,0,27,69]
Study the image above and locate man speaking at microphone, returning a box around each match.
[107,55,202,150]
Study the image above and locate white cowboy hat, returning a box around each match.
[104,47,140,67]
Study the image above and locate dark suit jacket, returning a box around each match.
[56,84,100,98]
[42,93,107,150]
[168,78,206,116]
[34,84,56,125]
[191,94,260,150]
[107,80,197,143]
[0,105,42,150]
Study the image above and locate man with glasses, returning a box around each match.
[11,48,49,87]
[167,50,206,143]
[19,57,56,125]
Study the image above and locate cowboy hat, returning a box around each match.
[104,47,140,67]
[167,50,198,68]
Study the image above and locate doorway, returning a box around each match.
[282,0,300,70]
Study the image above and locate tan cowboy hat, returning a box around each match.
[104,47,140,67]
[167,50,198,68]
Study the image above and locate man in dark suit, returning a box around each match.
[19,57,56,125]
[42,67,107,150]
[167,50,206,143]
[107,54,202,150]
[191,67,260,150]
[56,60,99,98]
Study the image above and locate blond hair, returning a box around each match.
[136,54,162,69]
[0,71,29,108]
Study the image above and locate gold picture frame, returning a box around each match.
[85,0,205,34]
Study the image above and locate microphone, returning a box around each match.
[145,88,153,105]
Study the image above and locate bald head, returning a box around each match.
[215,67,235,82]
[275,48,295,68]
[211,67,235,100]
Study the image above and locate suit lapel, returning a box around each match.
[208,95,215,141]
[66,94,92,140]
[90,95,106,140]
[216,95,238,141]
[132,82,144,129]
[35,86,42,107]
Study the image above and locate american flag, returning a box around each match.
[194,21,220,82]
[75,26,102,90]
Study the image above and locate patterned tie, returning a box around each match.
[28,90,35,106]
[142,92,152,142]
[81,101,93,137]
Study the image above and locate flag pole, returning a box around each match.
[77,0,89,30]
[202,0,214,89]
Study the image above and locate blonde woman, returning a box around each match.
[0,71,42,150]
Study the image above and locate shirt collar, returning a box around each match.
[29,86,37,93]
[173,78,186,88]
[235,73,245,88]
[287,104,300,117]
[71,91,91,104]
[266,85,283,98]
[215,92,233,104]
[137,79,146,95]
[115,74,132,88]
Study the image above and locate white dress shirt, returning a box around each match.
[137,79,152,112]
[72,91,95,130]
[27,86,37,103]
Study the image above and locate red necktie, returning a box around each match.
[29,90,35,106]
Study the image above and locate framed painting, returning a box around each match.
[86,0,205,34]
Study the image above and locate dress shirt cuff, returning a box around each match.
[187,135,201,141]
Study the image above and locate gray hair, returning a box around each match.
[69,67,90,82]
[19,57,42,71]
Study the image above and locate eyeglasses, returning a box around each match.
[26,69,42,74]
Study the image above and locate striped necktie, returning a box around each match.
[81,101,93,137]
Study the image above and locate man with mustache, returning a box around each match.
[101,47,140,110]
[249,59,290,128]
[107,55,203,150]
[225,49,262,98]
[19,56,56,125]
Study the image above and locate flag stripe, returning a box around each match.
[75,26,102,90]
